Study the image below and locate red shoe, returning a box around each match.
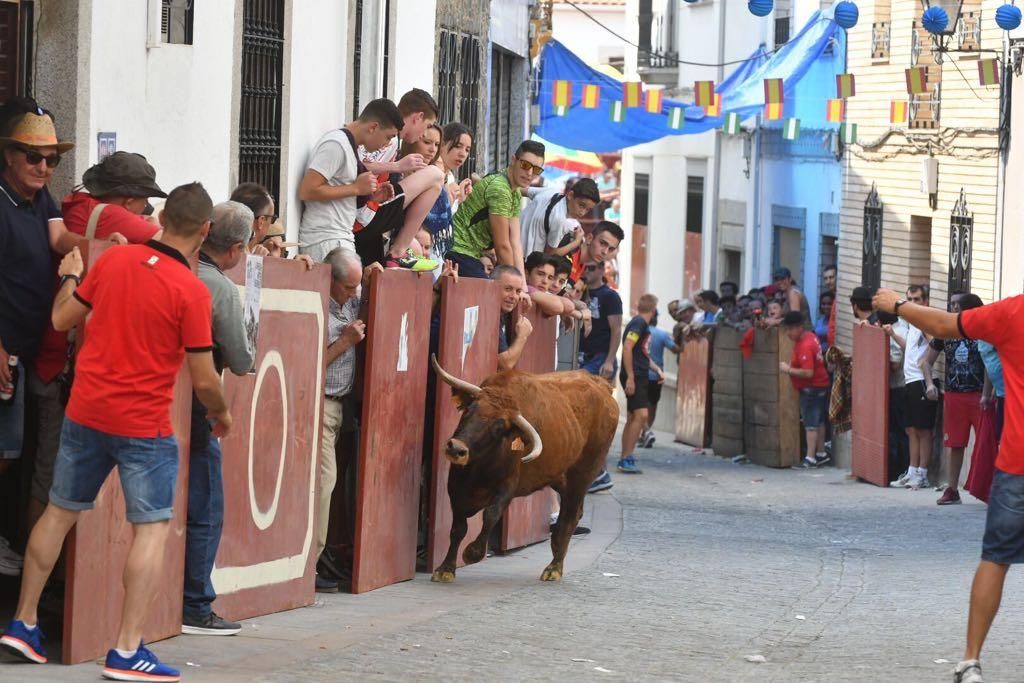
[937,487,962,505]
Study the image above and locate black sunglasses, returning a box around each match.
[258,213,278,223]
[15,146,61,168]
[584,263,601,272]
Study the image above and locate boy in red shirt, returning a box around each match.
[779,311,832,468]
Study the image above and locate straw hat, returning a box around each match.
[0,112,74,152]
[260,220,301,249]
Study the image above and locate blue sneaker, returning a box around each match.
[102,642,180,682]
[0,619,47,663]
[587,469,613,494]
[617,455,643,474]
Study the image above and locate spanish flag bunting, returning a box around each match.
[836,73,856,99]
[552,80,572,107]
[890,100,908,125]
[645,89,663,114]
[978,59,1000,87]
[826,98,845,123]
[694,80,716,108]
[554,105,569,117]
[782,118,800,141]
[763,78,784,105]
[905,66,928,95]
[609,100,625,123]
[839,122,858,145]
[704,93,722,117]
[764,102,784,121]
[623,81,643,108]
[723,112,742,135]
[668,107,685,130]
[582,84,600,109]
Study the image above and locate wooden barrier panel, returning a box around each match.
[851,324,890,486]
[499,308,557,552]
[64,241,191,663]
[210,257,329,620]
[674,334,712,447]
[426,278,500,571]
[352,270,433,593]
[711,327,744,457]
[742,328,800,468]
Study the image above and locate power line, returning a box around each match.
[561,0,828,68]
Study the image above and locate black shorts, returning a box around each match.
[620,372,650,413]
[353,184,407,266]
[904,380,939,430]
[647,379,662,407]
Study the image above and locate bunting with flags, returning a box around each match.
[552,80,572,108]
[581,84,600,109]
[623,81,643,108]
[704,93,722,117]
[836,73,856,99]
[723,112,742,135]
[694,80,716,108]
[839,122,857,144]
[782,118,800,141]
[905,66,928,94]
[554,105,569,117]
[826,98,845,123]
[764,102,784,120]
[763,78,784,105]
[978,59,1000,86]
[609,100,625,122]
[890,100,908,125]
[668,107,685,130]
[645,89,663,114]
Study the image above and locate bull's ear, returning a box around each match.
[450,388,474,412]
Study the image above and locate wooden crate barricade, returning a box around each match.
[710,327,745,458]
[742,328,800,468]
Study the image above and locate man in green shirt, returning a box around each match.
[446,140,545,279]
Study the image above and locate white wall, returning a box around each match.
[87,0,237,203]
[281,2,352,243]
[391,0,437,98]
[550,2,626,66]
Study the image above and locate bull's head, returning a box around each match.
[432,355,542,467]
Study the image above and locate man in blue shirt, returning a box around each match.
[639,311,678,448]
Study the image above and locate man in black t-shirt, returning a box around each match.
[579,260,622,379]
[618,293,657,475]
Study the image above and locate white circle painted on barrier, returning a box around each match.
[248,349,288,531]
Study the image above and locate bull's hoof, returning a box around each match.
[431,569,456,583]
[540,565,563,582]
[462,543,486,565]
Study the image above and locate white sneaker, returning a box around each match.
[890,470,911,488]
[0,536,22,568]
[954,659,984,683]
[907,476,931,490]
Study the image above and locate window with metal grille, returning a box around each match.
[634,173,650,226]
[909,22,941,130]
[490,48,514,174]
[774,14,791,50]
[872,0,891,61]
[161,0,194,45]
[437,28,481,178]
[237,0,285,209]
[862,183,883,289]
[686,176,703,234]
[948,189,973,294]
[459,34,481,176]
[352,0,363,119]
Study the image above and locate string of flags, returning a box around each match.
[547,57,1003,140]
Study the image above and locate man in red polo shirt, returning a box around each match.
[0,182,230,682]
[871,287,1023,683]
[779,311,832,469]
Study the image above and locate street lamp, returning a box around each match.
[921,0,964,63]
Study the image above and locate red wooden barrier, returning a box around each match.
[425,278,500,571]
[498,308,557,552]
[210,257,329,620]
[64,241,191,663]
[352,270,433,593]
[675,334,712,447]
[851,324,890,486]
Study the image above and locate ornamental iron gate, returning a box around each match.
[948,188,973,295]
[862,183,883,289]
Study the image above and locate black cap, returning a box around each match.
[782,311,805,327]
[772,267,792,280]
[82,151,167,198]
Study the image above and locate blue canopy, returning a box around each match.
[534,11,842,152]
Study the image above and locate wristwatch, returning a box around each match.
[894,299,906,315]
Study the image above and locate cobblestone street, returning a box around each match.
[9,429,1024,682]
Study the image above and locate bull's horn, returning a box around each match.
[431,354,481,397]
[513,413,543,463]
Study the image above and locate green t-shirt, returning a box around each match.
[450,172,521,259]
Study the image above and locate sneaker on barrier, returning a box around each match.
[386,250,438,272]
[0,619,47,664]
[102,643,179,682]
[588,470,613,494]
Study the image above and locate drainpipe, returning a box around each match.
[707,0,727,288]
[750,116,762,292]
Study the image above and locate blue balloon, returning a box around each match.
[748,0,774,18]
[996,4,1023,31]
[834,1,860,29]
[921,6,949,35]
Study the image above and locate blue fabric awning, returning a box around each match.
[534,11,842,152]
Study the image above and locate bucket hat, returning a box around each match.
[82,151,166,198]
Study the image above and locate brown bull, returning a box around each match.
[431,356,618,583]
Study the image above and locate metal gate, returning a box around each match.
[948,188,973,295]
[862,183,882,289]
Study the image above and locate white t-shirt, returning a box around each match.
[359,137,399,167]
[299,130,359,256]
[903,323,936,384]
[519,187,579,257]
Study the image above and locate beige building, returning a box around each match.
[833,0,1003,465]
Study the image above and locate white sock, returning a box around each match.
[22,622,36,631]
[115,648,137,659]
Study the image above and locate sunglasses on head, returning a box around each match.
[15,146,61,168]
[514,157,544,176]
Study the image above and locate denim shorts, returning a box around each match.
[49,418,179,523]
[580,353,617,377]
[799,387,829,430]
[982,469,1024,565]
